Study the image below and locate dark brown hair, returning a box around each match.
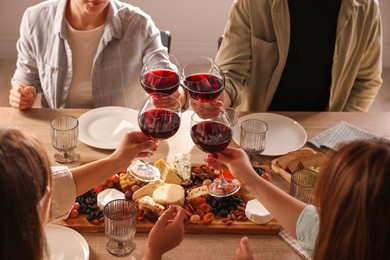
[0,128,52,260]
[314,139,390,260]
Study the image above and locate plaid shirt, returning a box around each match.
[12,0,167,109]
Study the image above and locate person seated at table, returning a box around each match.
[0,128,186,260]
[192,0,382,117]
[206,139,390,259]
[9,0,187,110]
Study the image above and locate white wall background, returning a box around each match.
[0,0,389,67]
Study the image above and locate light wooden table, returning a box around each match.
[2,107,390,259]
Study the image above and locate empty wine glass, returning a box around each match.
[141,53,180,97]
[240,119,268,165]
[104,199,137,256]
[182,56,224,102]
[190,109,240,197]
[128,94,181,182]
[50,115,80,163]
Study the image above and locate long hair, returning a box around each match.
[314,139,390,260]
[0,128,52,260]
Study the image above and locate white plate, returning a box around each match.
[233,113,307,156]
[78,106,139,149]
[45,224,89,260]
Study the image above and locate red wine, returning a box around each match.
[139,109,180,139]
[190,121,232,153]
[141,69,180,97]
[184,74,224,102]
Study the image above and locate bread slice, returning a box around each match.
[299,153,329,169]
[275,149,316,170]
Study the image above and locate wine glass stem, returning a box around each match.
[217,173,228,189]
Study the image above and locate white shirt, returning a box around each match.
[65,21,105,108]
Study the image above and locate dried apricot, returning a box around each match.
[202,212,214,225]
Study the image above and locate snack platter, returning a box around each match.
[60,155,281,235]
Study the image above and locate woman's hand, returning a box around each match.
[205,148,254,181]
[143,205,187,260]
[234,237,256,260]
[108,131,158,172]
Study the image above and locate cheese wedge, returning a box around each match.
[96,188,126,211]
[132,180,163,202]
[186,185,210,201]
[138,196,165,216]
[152,184,185,207]
[245,199,273,224]
[154,159,182,185]
[170,153,191,180]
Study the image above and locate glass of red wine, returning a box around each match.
[128,94,181,182]
[141,53,180,98]
[182,57,224,102]
[190,109,240,197]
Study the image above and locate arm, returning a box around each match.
[143,205,186,260]
[205,149,306,238]
[11,9,41,109]
[70,131,157,196]
[344,2,382,111]
[215,0,253,108]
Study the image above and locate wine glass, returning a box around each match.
[141,53,180,98]
[103,199,137,256]
[128,94,181,182]
[190,110,240,197]
[50,115,80,163]
[182,56,224,102]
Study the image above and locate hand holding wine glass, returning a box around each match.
[190,109,240,197]
[183,57,225,119]
[141,53,180,97]
[128,94,181,182]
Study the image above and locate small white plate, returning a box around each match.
[45,224,89,260]
[233,113,307,156]
[78,106,139,149]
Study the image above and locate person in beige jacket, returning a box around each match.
[192,0,382,114]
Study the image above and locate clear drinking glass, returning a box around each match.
[103,199,137,256]
[290,169,318,204]
[240,119,268,165]
[50,115,80,163]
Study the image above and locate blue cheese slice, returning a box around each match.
[245,199,273,224]
[170,153,191,180]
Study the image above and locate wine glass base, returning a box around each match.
[54,151,80,164]
[127,160,160,182]
[106,239,136,256]
[208,178,240,197]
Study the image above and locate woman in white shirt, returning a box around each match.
[0,128,186,260]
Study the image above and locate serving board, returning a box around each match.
[59,215,280,235]
[59,162,281,235]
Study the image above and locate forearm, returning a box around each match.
[143,248,162,260]
[240,168,306,237]
[70,157,124,196]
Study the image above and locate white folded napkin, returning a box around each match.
[308,121,379,151]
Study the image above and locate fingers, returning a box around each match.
[240,237,252,253]
[9,84,36,110]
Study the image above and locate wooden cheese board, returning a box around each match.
[59,215,280,235]
[59,162,281,235]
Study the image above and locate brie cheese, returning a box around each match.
[245,199,273,224]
